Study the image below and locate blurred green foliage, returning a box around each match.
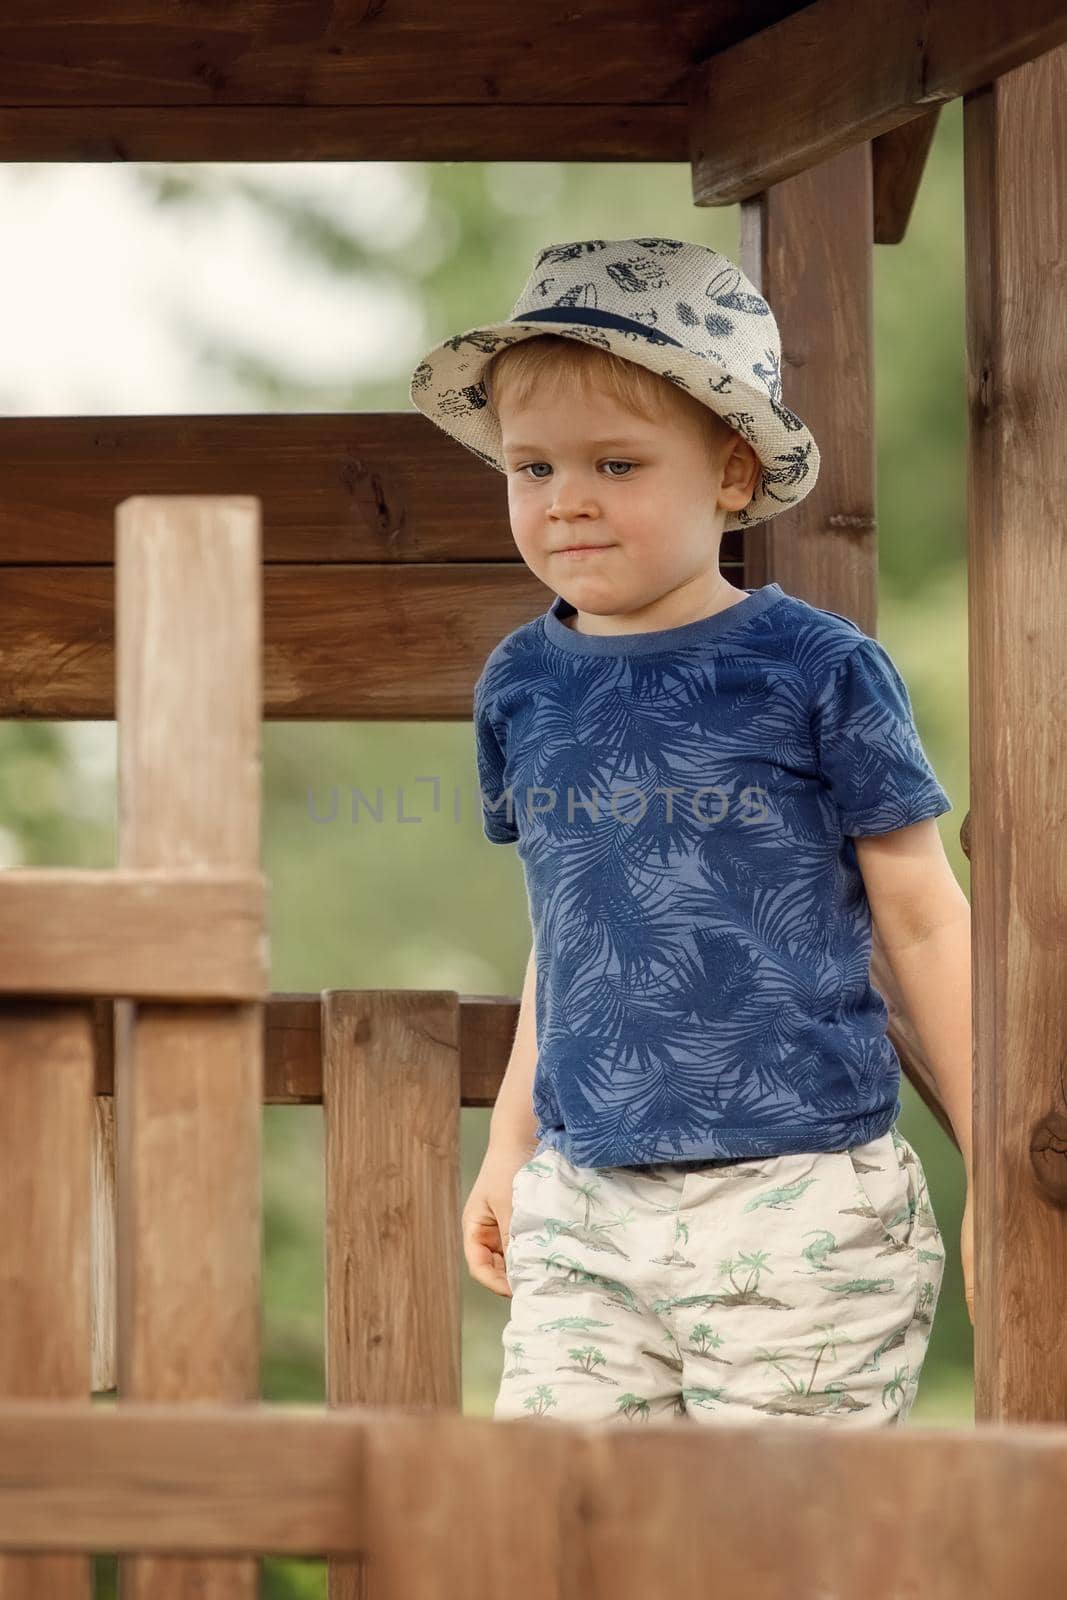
[4,114,976,1598]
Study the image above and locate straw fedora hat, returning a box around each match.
[409,235,820,531]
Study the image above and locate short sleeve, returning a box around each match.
[473,676,519,844]
[811,636,952,837]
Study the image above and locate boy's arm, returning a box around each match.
[854,817,973,1180]
[487,944,540,1157]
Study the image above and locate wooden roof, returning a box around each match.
[3,0,1065,195]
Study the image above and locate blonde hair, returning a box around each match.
[481,333,736,460]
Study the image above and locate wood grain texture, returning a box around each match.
[964,45,1067,1423]
[690,0,1067,204]
[0,870,268,999]
[872,108,941,245]
[0,103,692,162]
[94,986,957,1125]
[0,2,806,109]
[323,990,462,1599]
[741,147,964,1164]
[323,991,462,1409]
[0,413,745,571]
[741,143,877,630]
[0,1003,95,1596]
[0,414,515,565]
[0,1399,1064,1586]
[0,562,554,719]
[113,498,264,1597]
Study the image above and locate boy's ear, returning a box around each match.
[718,434,761,506]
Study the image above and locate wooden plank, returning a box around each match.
[0,2,806,117]
[964,46,1067,1422]
[0,1400,369,1557]
[323,991,462,1409]
[0,103,691,162]
[740,142,877,632]
[0,870,268,1000]
[0,416,747,569]
[0,1400,1067,1587]
[690,0,1067,204]
[872,108,941,245]
[93,989,959,1127]
[0,1004,94,1596]
[0,562,553,719]
[0,414,515,566]
[323,991,462,1599]
[113,498,264,1598]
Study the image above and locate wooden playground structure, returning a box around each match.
[1,1,1067,1593]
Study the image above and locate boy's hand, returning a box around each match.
[462,1144,531,1298]
[961,1185,974,1326]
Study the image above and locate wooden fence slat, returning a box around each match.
[114,497,264,1598]
[323,990,463,1600]
[0,1002,95,1597]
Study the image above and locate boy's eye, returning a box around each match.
[518,460,635,479]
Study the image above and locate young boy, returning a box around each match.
[410,236,972,1427]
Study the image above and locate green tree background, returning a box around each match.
[5,111,971,1597]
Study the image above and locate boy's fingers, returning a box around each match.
[464,1211,514,1298]
[466,1240,512,1297]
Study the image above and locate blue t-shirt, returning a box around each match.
[473,581,952,1168]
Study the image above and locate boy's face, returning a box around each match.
[497,377,760,626]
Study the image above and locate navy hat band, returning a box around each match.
[510,305,683,348]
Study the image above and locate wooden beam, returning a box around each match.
[872,108,941,245]
[91,993,519,1108]
[0,870,268,1000]
[0,561,553,719]
[0,2,809,163]
[0,1398,1064,1580]
[0,414,516,566]
[0,412,747,571]
[690,0,1067,204]
[964,46,1067,1422]
[0,1400,372,1558]
[0,104,691,163]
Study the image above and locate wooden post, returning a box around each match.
[113,497,265,1597]
[964,45,1067,1420]
[737,145,969,1150]
[739,141,878,632]
[323,989,463,1600]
